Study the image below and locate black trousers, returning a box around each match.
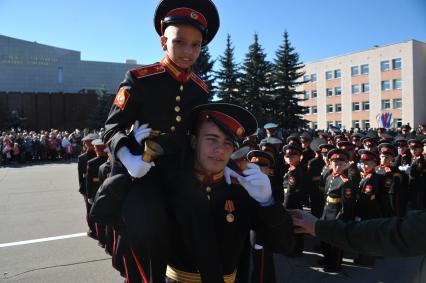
[321,242,342,269]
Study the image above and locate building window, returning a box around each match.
[304,91,310,99]
[351,66,359,76]
[334,69,341,78]
[393,118,402,128]
[361,64,369,75]
[352,102,360,111]
[362,101,370,110]
[393,98,402,109]
[335,103,342,112]
[352,120,360,129]
[362,120,370,129]
[393,79,402,90]
[305,107,311,114]
[327,121,333,128]
[303,75,310,83]
[311,90,317,98]
[352,84,360,94]
[381,99,391,109]
[392,58,402,70]
[312,106,318,114]
[335,87,342,96]
[381,80,391,91]
[381,60,390,72]
[335,121,342,127]
[326,88,333,97]
[57,67,63,84]
[326,104,334,113]
[325,71,333,80]
[312,122,318,129]
[310,73,317,82]
[362,83,370,93]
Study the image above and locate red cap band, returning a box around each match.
[166,8,208,28]
[199,110,245,138]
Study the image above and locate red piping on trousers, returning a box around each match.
[131,248,149,283]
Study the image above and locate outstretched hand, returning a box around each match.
[288,209,318,236]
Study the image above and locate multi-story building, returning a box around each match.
[299,39,426,130]
[0,34,140,94]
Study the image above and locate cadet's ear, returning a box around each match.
[160,36,167,51]
[190,135,197,149]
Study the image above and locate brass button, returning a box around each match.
[174,106,181,112]
[176,96,181,102]
[176,115,182,122]
[206,186,212,193]
[170,126,176,132]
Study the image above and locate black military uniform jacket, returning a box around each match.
[283,164,308,209]
[375,165,402,215]
[86,154,109,200]
[103,55,210,155]
[307,156,325,187]
[356,172,392,220]
[77,150,96,195]
[322,173,355,222]
[344,161,361,188]
[167,172,295,280]
[301,148,315,169]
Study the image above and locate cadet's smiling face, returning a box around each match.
[192,121,235,174]
[161,25,203,69]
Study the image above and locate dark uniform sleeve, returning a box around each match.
[338,179,355,221]
[254,203,296,255]
[102,71,143,155]
[315,211,426,256]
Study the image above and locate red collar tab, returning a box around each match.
[95,144,107,156]
[195,170,224,185]
[161,55,192,82]
[199,110,245,139]
[166,7,207,29]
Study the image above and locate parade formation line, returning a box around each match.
[0,233,87,248]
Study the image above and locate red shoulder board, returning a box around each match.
[340,175,349,183]
[191,73,209,93]
[385,167,392,173]
[131,63,165,79]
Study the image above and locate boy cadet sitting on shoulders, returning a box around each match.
[101,1,227,282]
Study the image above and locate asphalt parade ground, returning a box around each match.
[0,162,422,283]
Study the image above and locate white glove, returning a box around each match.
[132,120,151,146]
[398,165,411,173]
[225,163,273,205]
[117,146,154,178]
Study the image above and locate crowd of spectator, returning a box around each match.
[0,128,104,166]
[1,124,425,167]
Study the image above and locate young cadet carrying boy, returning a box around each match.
[102,1,224,282]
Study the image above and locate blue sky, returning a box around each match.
[1,0,425,67]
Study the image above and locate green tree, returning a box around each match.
[192,46,215,100]
[215,34,241,103]
[271,31,308,129]
[87,89,114,129]
[239,33,274,126]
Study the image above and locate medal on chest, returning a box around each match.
[224,200,235,223]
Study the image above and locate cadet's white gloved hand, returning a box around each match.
[398,165,411,173]
[132,120,151,146]
[117,146,154,178]
[225,163,273,205]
